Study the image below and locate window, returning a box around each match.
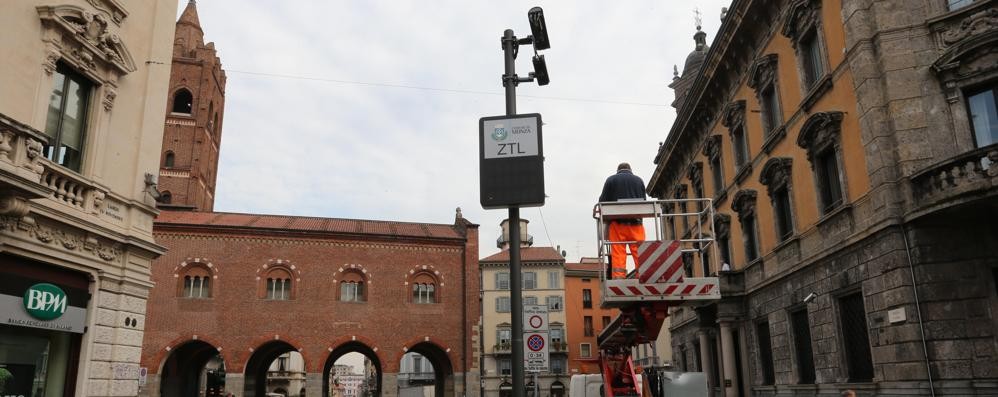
[790,309,816,384]
[499,358,512,376]
[278,356,288,371]
[675,186,689,232]
[546,295,563,311]
[580,343,592,358]
[732,190,760,262]
[968,86,998,148]
[743,214,759,262]
[496,296,511,312]
[43,64,92,172]
[525,296,538,305]
[757,321,775,385]
[761,85,782,134]
[182,275,211,298]
[948,0,975,10]
[701,246,712,276]
[584,316,594,337]
[548,271,561,289]
[688,163,705,212]
[496,272,510,290]
[523,272,537,289]
[710,155,724,195]
[172,88,193,114]
[551,327,564,347]
[164,151,175,168]
[582,289,592,309]
[732,126,749,168]
[601,316,611,329]
[800,32,824,90]
[773,186,795,241]
[682,252,694,278]
[413,356,422,373]
[497,328,512,345]
[413,283,435,304]
[266,277,291,300]
[551,357,565,374]
[797,111,847,215]
[207,101,214,129]
[340,281,364,302]
[839,293,874,381]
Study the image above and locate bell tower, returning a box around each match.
[158,0,226,211]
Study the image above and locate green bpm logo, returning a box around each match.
[491,125,508,141]
[23,283,67,320]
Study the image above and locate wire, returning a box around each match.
[537,207,556,254]
[226,69,671,108]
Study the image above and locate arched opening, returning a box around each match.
[164,151,175,168]
[323,343,381,397]
[550,380,565,397]
[159,340,226,397]
[172,89,193,114]
[401,343,453,397]
[244,341,305,397]
[499,381,512,397]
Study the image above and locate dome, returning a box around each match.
[681,28,709,77]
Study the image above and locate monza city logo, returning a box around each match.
[491,124,508,141]
[23,283,68,321]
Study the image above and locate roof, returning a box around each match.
[177,0,201,29]
[154,210,464,240]
[480,247,564,263]
[565,262,601,272]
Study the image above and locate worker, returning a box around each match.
[598,162,647,279]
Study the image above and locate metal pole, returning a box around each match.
[501,28,525,397]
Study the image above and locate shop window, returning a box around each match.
[172,88,193,114]
[43,63,92,172]
[967,85,998,148]
[732,190,760,263]
[760,158,796,242]
[411,271,438,304]
[839,292,874,381]
[757,321,775,385]
[791,309,816,384]
[340,270,366,302]
[797,111,847,214]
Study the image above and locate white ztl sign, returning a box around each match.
[482,117,540,159]
[523,304,549,372]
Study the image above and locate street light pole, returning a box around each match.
[500,27,526,397]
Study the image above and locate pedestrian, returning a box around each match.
[597,162,647,279]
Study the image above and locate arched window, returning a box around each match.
[411,272,437,304]
[178,265,211,298]
[263,268,293,300]
[172,88,193,114]
[340,270,366,302]
[164,151,175,167]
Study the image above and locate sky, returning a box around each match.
[177,0,731,262]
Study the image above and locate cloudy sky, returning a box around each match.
[178,0,731,261]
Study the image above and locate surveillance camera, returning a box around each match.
[532,55,549,86]
[803,292,817,304]
[528,7,550,51]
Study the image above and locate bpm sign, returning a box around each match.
[523,304,549,372]
[479,113,544,209]
[23,283,68,320]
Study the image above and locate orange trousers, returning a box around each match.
[608,221,645,279]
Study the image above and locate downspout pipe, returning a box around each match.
[900,223,935,397]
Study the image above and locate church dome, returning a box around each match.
[681,28,709,77]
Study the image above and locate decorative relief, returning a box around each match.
[85,0,128,25]
[747,54,779,90]
[941,8,998,46]
[687,162,704,187]
[702,135,722,160]
[0,129,14,160]
[912,145,998,207]
[37,5,137,83]
[0,215,121,261]
[731,189,758,219]
[721,100,746,128]
[102,86,116,111]
[713,213,731,239]
[23,139,45,174]
[781,0,821,44]
[796,111,844,163]
[759,157,794,196]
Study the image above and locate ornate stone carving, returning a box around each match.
[796,111,844,163]
[0,196,31,218]
[0,215,120,261]
[687,162,704,187]
[0,129,13,160]
[37,5,137,82]
[713,213,731,239]
[780,0,821,44]
[85,0,128,25]
[42,45,61,75]
[23,139,45,174]
[759,157,794,196]
[702,134,722,160]
[102,86,116,111]
[942,8,998,46]
[731,189,758,219]
[747,54,778,90]
[721,100,746,128]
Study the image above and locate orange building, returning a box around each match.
[563,259,618,375]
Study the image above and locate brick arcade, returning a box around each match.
[139,210,480,397]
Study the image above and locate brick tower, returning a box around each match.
[158,0,226,211]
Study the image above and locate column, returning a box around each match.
[224,373,244,397]
[305,373,323,397]
[719,322,738,397]
[738,327,751,397]
[714,335,725,397]
[382,372,399,397]
[697,331,715,391]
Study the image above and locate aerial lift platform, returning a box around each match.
[592,199,721,397]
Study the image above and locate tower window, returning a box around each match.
[164,151,175,168]
[172,89,193,114]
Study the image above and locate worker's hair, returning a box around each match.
[617,162,631,171]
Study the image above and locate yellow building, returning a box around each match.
[0,0,176,395]
[649,0,998,396]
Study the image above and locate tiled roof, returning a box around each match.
[155,211,463,239]
[480,247,564,262]
[565,262,602,272]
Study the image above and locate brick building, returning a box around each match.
[649,0,998,396]
[158,0,226,211]
[140,209,480,397]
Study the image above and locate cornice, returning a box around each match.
[153,231,463,253]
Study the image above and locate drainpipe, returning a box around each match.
[900,223,935,397]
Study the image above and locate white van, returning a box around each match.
[569,374,643,397]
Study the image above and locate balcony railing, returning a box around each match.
[911,143,998,213]
[494,342,512,354]
[399,372,435,385]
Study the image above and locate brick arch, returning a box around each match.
[255,259,302,299]
[237,333,312,373]
[405,264,444,304]
[402,264,444,286]
[395,336,458,370]
[331,263,372,284]
[173,258,218,297]
[322,334,387,372]
[151,334,226,375]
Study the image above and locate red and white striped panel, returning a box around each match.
[636,240,684,284]
[605,278,720,300]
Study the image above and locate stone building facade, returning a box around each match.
[139,209,480,397]
[158,0,226,212]
[648,0,998,395]
[0,1,176,395]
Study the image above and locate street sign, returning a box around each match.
[479,113,545,209]
[523,304,549,372]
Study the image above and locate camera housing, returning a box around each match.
[532,55,549,86]
[528,7,550,51]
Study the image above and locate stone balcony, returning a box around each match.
[909,143,998,218]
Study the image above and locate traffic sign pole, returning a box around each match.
[503,28,526,397]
